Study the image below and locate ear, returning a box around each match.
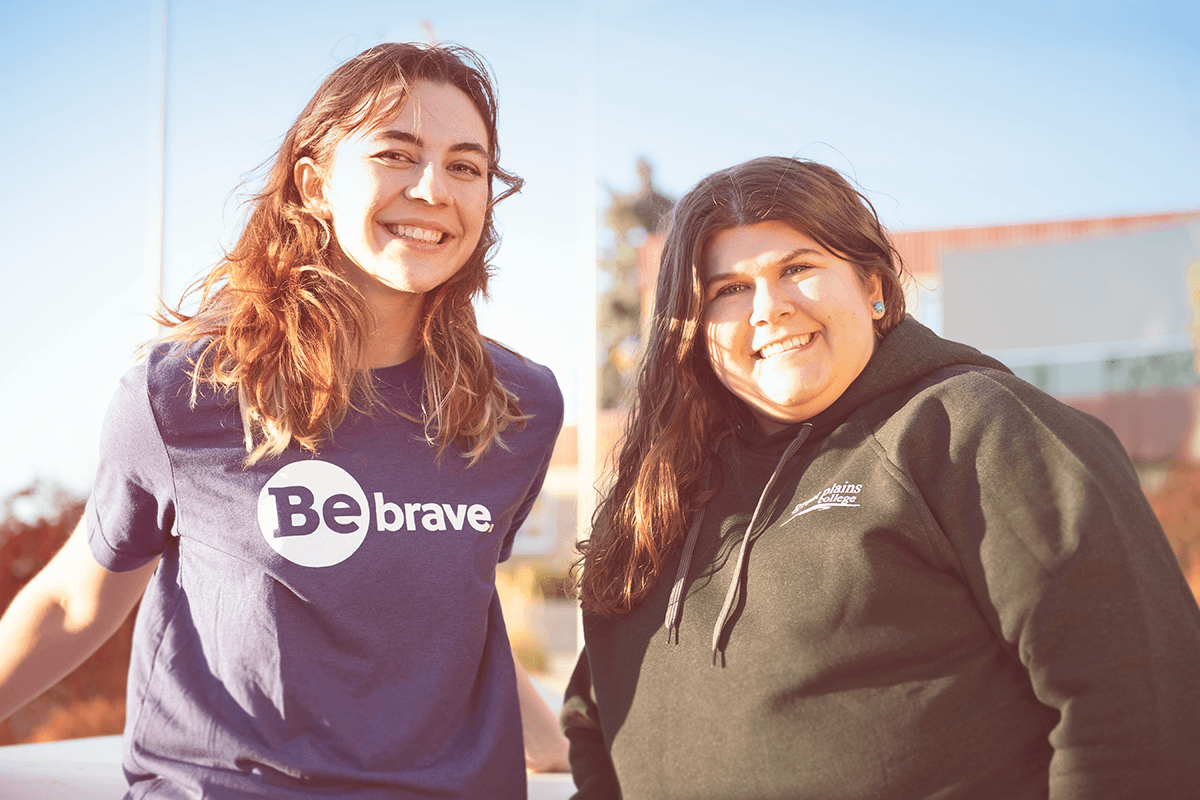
[866,272,883,306]
[294,157,329,217]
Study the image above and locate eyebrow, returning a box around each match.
[374,129,489,159]
[780,247,825,261]
[704,246,826,284]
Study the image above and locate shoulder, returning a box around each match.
[904,364,1113,439]
[141,340,201,397]
[137,340,236,442]
[871,363,1136,485]
[103,343,196,430]
[487,341,564,419]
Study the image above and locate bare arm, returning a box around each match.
[0,516,158,722]
[514,654,570,773]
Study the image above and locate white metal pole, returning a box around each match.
[575,0,598,653]
[144,0,168,339]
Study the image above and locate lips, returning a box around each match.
[756,332,815,360]
[384,223,448,244]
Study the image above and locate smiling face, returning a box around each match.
[701,221,884,434]
[295,80,490,302]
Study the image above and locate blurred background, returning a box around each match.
[2,0,1198,744]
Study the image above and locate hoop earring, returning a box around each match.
[317,221,331,251]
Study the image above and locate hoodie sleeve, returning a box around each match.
[901,369,1200,799]
[561,647,622,799]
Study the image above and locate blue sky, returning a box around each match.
[2,0,1198,498]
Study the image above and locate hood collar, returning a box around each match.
[733,317,1009,448]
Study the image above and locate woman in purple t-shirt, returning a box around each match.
[0,42,567,798]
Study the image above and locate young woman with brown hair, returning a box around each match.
[564,156,1200,799]
[0,42,567,797]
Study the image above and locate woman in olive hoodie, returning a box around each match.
[565,156,1200,800]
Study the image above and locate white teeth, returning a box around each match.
[757,333,814,359]
[385,224,444,244]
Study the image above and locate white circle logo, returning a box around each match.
[257,460,369,568]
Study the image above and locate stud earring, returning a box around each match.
[872,301,885,316]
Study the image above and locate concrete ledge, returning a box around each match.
[0,736,127,799]
[0,735,574,799]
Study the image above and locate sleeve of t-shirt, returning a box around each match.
[498,438,556,564]
[497,361,564,563]
[85,361,176,572]
[909,370,1200,799]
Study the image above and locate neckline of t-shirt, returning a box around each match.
[370,354,422,388]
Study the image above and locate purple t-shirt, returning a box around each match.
[85,342,563,799]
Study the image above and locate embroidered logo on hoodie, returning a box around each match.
[784,481,862,523]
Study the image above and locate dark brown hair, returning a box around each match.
[159,42,525,464]
[576,156,907,615]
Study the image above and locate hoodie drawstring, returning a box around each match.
[664,505,707,643]
[662,424,812,664]
[710,424,811,664]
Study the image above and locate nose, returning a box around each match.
[407,161,450,206]
[749,280,794,326]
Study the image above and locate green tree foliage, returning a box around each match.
[598,158,674,409]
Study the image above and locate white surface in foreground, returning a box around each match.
[0,736,127,799]
[0,671,575,799]
[0,735,575,799]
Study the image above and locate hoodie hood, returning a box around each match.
[672,317,1012,661]
[733,317,1011,450]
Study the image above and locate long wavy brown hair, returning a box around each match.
[576,157,908,615]
[158,42,525,465]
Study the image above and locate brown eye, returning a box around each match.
[376,151,416,164]
[450,162,484,178]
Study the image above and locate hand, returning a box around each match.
[514,656,570,772]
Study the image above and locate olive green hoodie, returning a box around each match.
[564,319,1200,800]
